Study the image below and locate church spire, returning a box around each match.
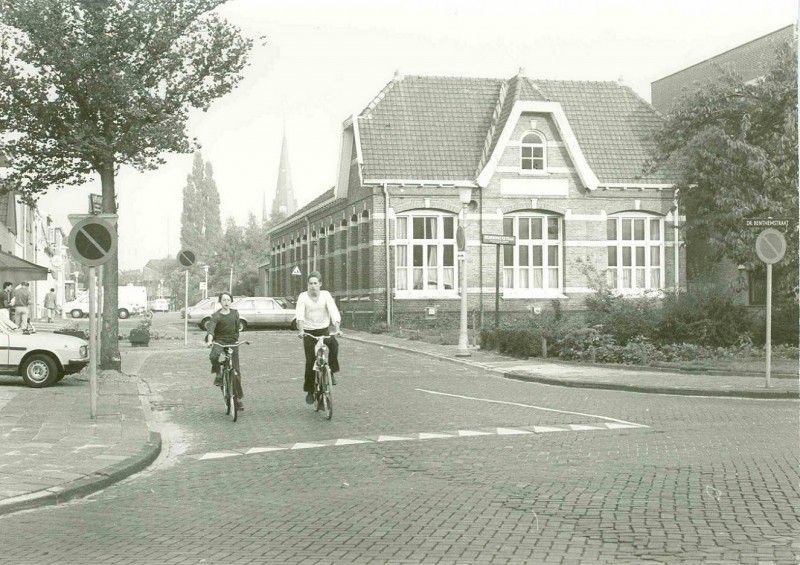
[271,130,297,219]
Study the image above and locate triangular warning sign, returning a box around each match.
[291,266,302,276]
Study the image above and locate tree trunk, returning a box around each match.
[100,163,122,371]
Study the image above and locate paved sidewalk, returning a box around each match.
[0,331,796,517]
[345,330,799,400]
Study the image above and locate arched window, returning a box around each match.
[521,132,545,171]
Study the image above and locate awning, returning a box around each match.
[0,252,50,284]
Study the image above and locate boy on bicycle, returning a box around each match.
[205,291,244,411]
[296,271,341,405]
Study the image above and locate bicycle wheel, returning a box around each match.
[313,369,326,413]
[221,368,231,415]
[322,366,333,420]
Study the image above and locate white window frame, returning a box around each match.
[502,213,563,297]
[394,211,459,298]
[520,131,546,172]
[606,213,665,293]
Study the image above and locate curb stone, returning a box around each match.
[0,431,161,516]
[503,372,798,399]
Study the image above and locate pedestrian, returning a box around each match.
[205,291,244,411]
[0,281,13,324]
[295,271,341,405]
[43,288,57,323]
[12,281,32,329]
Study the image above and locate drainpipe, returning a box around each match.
[305,217,312,274]
[382,182,392,326]
[478,184,483,328]
[673,188,680,290]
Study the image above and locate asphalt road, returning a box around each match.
[1,329,797,564]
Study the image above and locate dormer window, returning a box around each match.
[521,132,545,170]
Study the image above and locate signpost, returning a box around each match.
[68,217,117,420]
[482,234,516,327]
[753,228,787,389]
[177,249,197,345]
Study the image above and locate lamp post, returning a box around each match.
[456,186,472,357]
[203,265,209,299]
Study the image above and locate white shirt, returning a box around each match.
[295,290,341,331]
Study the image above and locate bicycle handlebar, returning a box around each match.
[298,332,342,340]
[210,341,251,348]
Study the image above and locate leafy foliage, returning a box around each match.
[0,1,252,367]
[648,38,798,292]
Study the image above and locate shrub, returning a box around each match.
[585,290,663,345]
[657,287,752,347]
[558,327,615,361]
[750,302,799,346]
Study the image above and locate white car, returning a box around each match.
[186,297,222,330]
[149,298,169,313]
[0,321,89,387]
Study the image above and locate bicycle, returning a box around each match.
[211,341,250,422]
[300,333,340,420]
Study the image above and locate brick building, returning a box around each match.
[651,25,795,115]
[266,70,682,327]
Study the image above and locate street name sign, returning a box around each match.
[482,234,516,245]
[745,218,790,229]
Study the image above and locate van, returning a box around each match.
[64,285,148,319]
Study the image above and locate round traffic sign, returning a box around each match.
[755,228,787,264]
[177,249,197,268]
[68,218,117,267]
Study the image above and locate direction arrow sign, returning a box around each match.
[68,218,117,267]
[755,228,787,264]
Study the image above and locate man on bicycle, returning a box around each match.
[205,291,244,411]
[296,271,341,405]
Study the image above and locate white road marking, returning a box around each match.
[191,420,649,462]
[415,388,647,427]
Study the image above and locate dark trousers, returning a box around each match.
[210,344,243,399]
[303,328,339,392]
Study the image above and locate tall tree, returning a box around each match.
[202,161,222,247]
[0,0,252,368]
[180,152,205,251]
[648,39,798,292]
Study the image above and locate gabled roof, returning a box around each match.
[358,73,672,185]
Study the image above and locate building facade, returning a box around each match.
[267,71,683,327]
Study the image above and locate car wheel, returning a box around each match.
[290,319,297,330]
[200,317,210,331]
[21,354,59,388]
[71,309,83,319]
[118,308,129,319]
[238,320,247,332]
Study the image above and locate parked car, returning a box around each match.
[0,320,89,387]
[149,298,169,313]
[230,297,297,331]
[187,297,222,331]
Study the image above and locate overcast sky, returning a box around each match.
[36,0,796,270]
